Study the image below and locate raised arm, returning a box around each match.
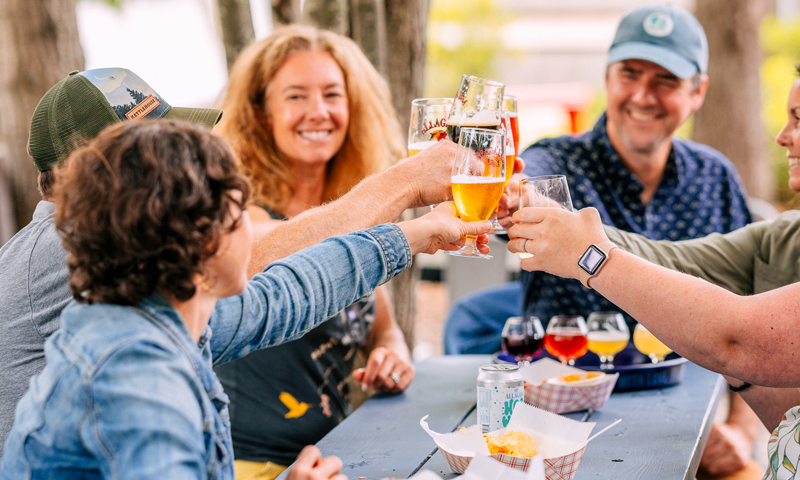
[247,140,458,276]
[214,204,491,364]
[603,223,765,296]
[508,207,800,388]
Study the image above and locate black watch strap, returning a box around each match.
[729,382,752,392]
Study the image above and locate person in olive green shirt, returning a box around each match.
[507,68,800,480]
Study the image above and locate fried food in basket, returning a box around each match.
[558,371,604,383]
[483,430,537,458]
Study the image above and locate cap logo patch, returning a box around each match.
[643,13,674,37]
[79,68,171,122]
[125,94,160,120]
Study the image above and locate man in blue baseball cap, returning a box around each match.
[446,5,762,478]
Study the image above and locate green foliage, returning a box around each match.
[424,0,508,98]
[761,16,800,204]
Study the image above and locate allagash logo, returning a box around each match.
[422,118,447,142]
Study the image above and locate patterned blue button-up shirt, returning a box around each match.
[519,113,752,327]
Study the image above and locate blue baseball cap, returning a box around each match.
[607,4,708,79]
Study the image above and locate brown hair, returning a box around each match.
[216,25,405,213]
[38,170,56,200]
[54,120,250,306]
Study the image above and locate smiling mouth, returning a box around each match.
[299,130,333,140]
[789,158,800,168]
[628,110,660,122]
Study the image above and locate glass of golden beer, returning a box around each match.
[502,95,520,156]
[487,112,516,234]
[447,75,505,142]
[447,127,506,259]
[408,97,453,156]
[516,175,574,259]
[586,312,629,369]
[633,324,673,363]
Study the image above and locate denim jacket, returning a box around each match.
[0,224,410,480]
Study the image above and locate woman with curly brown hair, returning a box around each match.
[0,119,490,480]
[214,26,415,480]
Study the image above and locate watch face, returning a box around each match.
[578,245,607,275]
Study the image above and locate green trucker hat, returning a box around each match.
[28,67,223,172]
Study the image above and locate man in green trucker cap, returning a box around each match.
[0,67,461,455]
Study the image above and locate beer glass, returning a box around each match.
[633,324,673,363]
[487,112,516,234]
[501,316,544,365]
[516,175,574,259]
[408,97,453,156]
[447,75,505,142]
[586,312,629,369]
[502,95,520,156]
[447,127,506,259]
[544,315,588,365]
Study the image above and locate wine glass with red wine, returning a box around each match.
[501,316,545,365]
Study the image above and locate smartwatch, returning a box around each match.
[578,241,617,289]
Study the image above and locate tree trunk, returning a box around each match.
[301,0,349,36]
[349,0,387,76]
[0,144,15,246]
[0,0,85,234]
[692,0,773,201]
[216,0,256,71]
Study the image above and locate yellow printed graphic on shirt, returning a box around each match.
[279,392,311,418]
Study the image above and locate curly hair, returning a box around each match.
[54,120,250,306]
[216,24,405,213]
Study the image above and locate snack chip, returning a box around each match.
[558,372,603,383]
[483,430,538,458]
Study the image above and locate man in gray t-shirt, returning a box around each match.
[0,67,223,455]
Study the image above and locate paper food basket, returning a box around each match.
[521,358,618,414]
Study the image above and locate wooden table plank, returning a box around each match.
[276,355,488,480]
[420,361,724,480]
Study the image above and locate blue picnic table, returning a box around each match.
[276,354,724,480]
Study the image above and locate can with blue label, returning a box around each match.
[477,364,524,433]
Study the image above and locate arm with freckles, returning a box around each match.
[507,207,800,388]
[247,141,458,277]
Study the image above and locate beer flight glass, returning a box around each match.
[633,324,673,363]
[408,97,453,156]
[544,315,588,365]
[516,175,574,259]
[586,312,629,369]
[447,127,506,259]
[501,316,544,365]
[503,95,520,157]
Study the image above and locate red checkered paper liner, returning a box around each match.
[438,440,586,480]
[524,374,617,414]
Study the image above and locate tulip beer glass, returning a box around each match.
[502,95,520,156]
[447,127,506,259]
[633,324,673,363]
[586,312,629,369]
[517,175,574,259]
[408,97,453,156]
[446,75,505,142]
[545,315,588,365]
[501,316,545,364]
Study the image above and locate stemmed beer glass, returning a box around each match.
[447,127,506,259]
[408,97,453,156]
[586,312,629,369]
[446,75,505,143]
[544,315,589,365]
[501,316,545,365]
[633,324,673,364]
[486,112,516,235]
[503,95,520,157]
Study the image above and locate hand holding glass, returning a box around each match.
[501,316,544,364]
[517,175,574,259]
[447,128,506,259]
[586,312,629,369]
[544,315,588,365]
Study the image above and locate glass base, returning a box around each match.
[489,217,507,235]
[443,247,493,260]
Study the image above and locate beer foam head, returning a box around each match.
[447,109,500,127]
[408,140,439,151]
[451,174,505,184]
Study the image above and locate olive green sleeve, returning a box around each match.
[603,223,767,296]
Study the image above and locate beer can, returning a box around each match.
[477,364,524,434]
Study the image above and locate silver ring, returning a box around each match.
[390,372,401,384]
[523,239,529,253]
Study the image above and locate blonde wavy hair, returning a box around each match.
[217,25,405,213]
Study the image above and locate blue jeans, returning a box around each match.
[443,282,522,355]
